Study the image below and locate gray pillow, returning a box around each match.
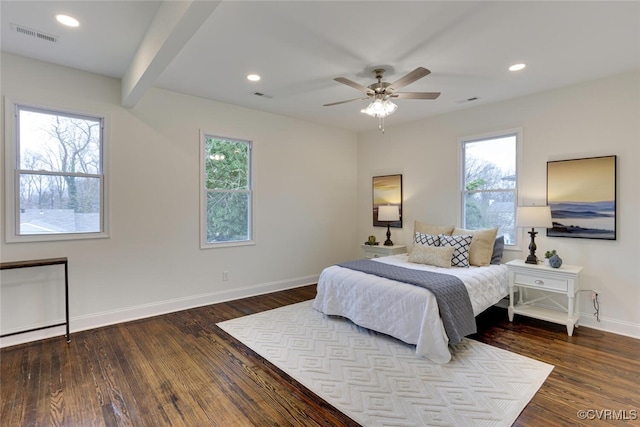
[490,236,505,264]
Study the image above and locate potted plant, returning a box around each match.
[544,250,563,268]
[544,250,556,264]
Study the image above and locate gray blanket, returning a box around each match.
[336,259,476,344]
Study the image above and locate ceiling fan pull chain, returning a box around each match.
[379,116,385,133]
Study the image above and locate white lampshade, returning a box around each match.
[516,206,552,228]
[378,205,400,222]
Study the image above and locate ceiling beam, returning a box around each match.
[121,0,221,108]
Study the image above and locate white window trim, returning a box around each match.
[199,130,255,249]
[3,97,110,243]
[458,128,523,250]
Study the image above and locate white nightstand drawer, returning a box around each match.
[514,272,568,292]
[361,244,406,259]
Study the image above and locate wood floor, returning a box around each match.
[1,284,639,427]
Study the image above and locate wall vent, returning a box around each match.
[253,92,273,99]
[11,24,58,43]
[456,96,480,104]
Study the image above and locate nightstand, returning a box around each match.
[506,259,583,336]
[361,244,406,259]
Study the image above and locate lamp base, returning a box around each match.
[525,228,539,264]
[525,254,539,264]
[384,224,393,246]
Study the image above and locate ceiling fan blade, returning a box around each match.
[334,77,374,95]
[387,67,431,92]
[323,97,368,107]
[392,92,441,100]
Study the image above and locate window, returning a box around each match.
[201,134,253,247]
[5,103,107,242]
[461,130,519,246]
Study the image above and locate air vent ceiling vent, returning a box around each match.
[10,24,58,43]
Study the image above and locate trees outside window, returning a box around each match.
[202,135,252,246]
[6,105,106,241]
[461,132,519,245]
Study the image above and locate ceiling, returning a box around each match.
[2,1,639,133]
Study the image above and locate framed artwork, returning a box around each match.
[372,174,402,228]
[546,155,616,240]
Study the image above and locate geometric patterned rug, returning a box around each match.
[217,300,553,427]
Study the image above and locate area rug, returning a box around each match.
[217,300,553,427]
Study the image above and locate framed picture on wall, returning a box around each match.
[546,155,616,240]
[372,174,402,228]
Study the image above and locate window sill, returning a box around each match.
[201,240,256,250]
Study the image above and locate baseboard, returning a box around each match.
[0,275,318,348]
[577,312,640,340]
[493,299,640,340]
[4,277,637,348]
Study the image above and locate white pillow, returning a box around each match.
[408,245,454,268]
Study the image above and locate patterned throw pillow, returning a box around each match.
[453,227,499,266]
[438,234,473,267]
[414,232,439,247]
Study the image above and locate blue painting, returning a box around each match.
[547,156,616,240]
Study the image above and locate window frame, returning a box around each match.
[459,128,522,248]
[4,98,109,243]
[199,131,254,249]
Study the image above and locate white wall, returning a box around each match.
[0,53,359,346]
[2,52,638,346]
[357,71,640,338]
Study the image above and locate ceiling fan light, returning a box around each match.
[371,99,386,113]
[361,99,397,118]
[383,100,397,116]
[361,101,376,116]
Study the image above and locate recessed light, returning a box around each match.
[56,14,79,27]
[509,63,526,72]
[246,74,261,82]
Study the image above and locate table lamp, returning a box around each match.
[378,205,400,246]
[516,205,552,264]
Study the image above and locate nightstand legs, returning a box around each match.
[567,295,575,336]
[508,283,515,322]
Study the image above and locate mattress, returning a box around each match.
[312,254,509,363]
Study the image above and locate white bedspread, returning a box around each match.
[312,254,509,363]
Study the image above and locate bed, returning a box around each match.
[312,224,509,364]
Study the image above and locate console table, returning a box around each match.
[0,257,70,342]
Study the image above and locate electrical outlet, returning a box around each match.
[223,271,229,281]
[591,291,598,300]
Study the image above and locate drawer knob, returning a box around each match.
[535,279,544,285]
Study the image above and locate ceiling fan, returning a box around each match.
[323,67,440,132]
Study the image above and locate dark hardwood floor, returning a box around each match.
[1,284,639,426]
